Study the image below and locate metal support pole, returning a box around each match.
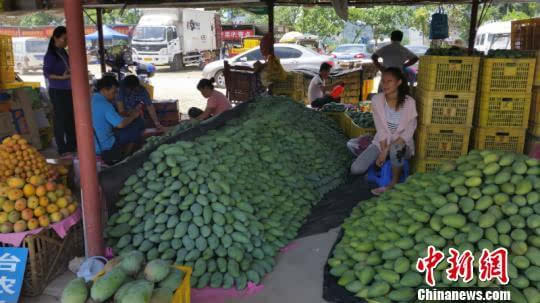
[268,0,274,35]
[468,0,479,54]
[64,0,104,257]
[97,8,106,74]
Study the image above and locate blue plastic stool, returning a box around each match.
[367,159,410,187]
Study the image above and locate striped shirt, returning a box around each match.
[385,102,401,134]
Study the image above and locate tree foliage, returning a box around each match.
[19,12,62,26]
[83,9,141,25]
[349,6,412,44]
[295,7,344,38]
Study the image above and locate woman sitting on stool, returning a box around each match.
[350,67,417,195]
[188,78,232,120]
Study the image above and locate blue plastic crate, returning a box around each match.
[367,159,410,187]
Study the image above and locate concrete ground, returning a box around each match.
[22,229,340,303]
[19,64,212,115]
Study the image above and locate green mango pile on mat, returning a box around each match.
[487,49,536,59]
[62,251,185,303]
[137,120,200,155]
[347,111,374,128]
[328,150,540,303]
[105,97,352,289]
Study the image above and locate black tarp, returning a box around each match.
[297,174,373,238]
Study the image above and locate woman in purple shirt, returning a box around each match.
[43,26,76,156]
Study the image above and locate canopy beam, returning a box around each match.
[468,0,479,53]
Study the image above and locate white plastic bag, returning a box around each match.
[76,256,108,282]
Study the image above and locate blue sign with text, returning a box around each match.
[0,248,28,303]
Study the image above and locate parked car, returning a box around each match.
[330,44,370,68]
[203,43,334,88]
[13,37,48,74]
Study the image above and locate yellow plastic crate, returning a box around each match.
[349,119,376,138]
[416,88,476,126]
[480,57,536,94]
[474,92,532,128]
[417,55,480,93]
[530,87,540,124]
[534,50,540,87]
[411,158,447,173]
[415,125,471,160]
[0,66,15,84]
[472,127,527,153]
[529,121,540,137]
[324,112,349,134]
[172,266,192,303]
[0,82,25,89]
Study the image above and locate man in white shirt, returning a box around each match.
[371,30,419,72]
[309,62,341,108]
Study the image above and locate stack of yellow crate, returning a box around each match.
[0,35,15,87]
[413,55,480,172]
[328,70,362,105]
[528,51,540,137]
[472,55,536,153]
[272,72,304,104]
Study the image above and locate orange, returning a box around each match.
[0,212,7,224]
[14,199,26,211]
[67,203,77,214]
[21,208,33,221]
[7,189,23,201]
[56,197,68,209]
[46,204,58,214]
[50,212,63,223]
[27,218,39,230]
[6,177,24,189]
[33,206,46,217]
[35,186,46,197]
[38,215,49,227]
[38,196,49,207]
[45,181,56,192]
[2,201,14,213]
[22,184,35,197]
[27,196,39,209]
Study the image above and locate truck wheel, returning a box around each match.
[214,70,225,88]
[171,54,183,71]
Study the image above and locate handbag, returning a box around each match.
[93,129,124,165]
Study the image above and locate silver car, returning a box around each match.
[203,43,335,88]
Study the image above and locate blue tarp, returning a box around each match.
[85,26,128,41]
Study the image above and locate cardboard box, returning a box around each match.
[144,100,179,128]
[8,88,41,149]
[0,112,15,140]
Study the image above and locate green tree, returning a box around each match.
[410,6,435,43]
[83,9,141,25]
[295,7,344,38]
[349,6,412,45]
[19,12,62,26]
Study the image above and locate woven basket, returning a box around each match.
[0,221,84,297]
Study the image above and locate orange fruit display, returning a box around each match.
[0,146,78,233]
[0,135,58,183]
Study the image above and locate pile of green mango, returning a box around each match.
[62,251,184,303]
[105,97,352,290]
[328,150,540,302]
[347,111,375,128]
[487,49,536,59]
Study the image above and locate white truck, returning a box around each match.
[131,8,219,71]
